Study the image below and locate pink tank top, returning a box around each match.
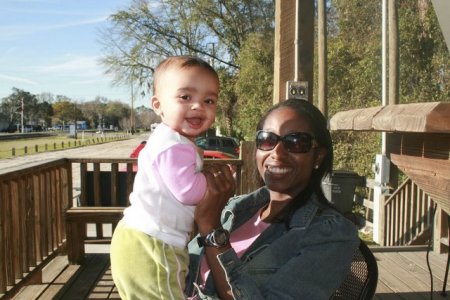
[199,209,270,283]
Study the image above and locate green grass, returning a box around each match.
[0,133,129,159]
[359,231,378,246]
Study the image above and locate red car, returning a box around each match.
[125,142,237,172]
[203,150,238,159]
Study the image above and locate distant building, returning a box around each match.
[76,121,88,130]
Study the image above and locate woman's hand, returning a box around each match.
[195,164,236,300]
[196,164,235,234]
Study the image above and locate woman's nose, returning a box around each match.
[270,141,288,158]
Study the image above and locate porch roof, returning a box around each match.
[330,102,450,133]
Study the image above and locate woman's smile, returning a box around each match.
[265,164,293,175]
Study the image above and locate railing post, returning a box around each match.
[378,195,386,246]
[372,154,390,244]
[434,205,448,254]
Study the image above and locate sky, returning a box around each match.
[0,0,148,107]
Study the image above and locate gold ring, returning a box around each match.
[213,171,222,177]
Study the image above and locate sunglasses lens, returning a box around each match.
[283,133,313,153]
[256,131,315,153]
[256,131,278,151]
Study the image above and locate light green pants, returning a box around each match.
[110,221,189,300]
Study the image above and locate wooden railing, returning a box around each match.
[65,156,249,264]
[0,159,72,298]
[382,178,435,247]
[70,157,246,207]
[70,158,137,207]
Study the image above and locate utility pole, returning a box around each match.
[21,97,24,134]
[130,81,135,135]
[207,42,216,68]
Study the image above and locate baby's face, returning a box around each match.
[152,66,219,140]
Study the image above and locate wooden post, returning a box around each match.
[434,206,448,254]
[388,0,399,106]
[273,0,314,104]
[240,141,261,194]
[318,0,328,117]
[378,194,386,246]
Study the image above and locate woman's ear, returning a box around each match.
[314,147,327,169]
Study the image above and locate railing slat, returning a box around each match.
[111,163,119,206]
[0,181,6,294]
[11,180,22,280]
[4,183,14,286]
[80,163,88,206]
[25,175,35,269]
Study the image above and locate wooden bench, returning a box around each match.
[65,207,124,265]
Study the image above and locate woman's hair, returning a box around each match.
[256,98,333,205]
[152,55,219,94]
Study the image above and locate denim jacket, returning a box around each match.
[186,187,359,300]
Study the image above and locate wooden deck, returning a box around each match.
[9,246,450,299]
[373,247,450,300]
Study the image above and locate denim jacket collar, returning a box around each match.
[222,186,322,232]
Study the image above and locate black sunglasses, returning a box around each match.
[255,130,316,153]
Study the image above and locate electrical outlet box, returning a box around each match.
[286,81,308,100]
[373,154,390,184]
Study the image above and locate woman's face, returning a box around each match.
[256,107,325,198]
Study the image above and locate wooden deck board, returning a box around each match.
[54,254,110,300]
[41,255,69,283]
[376,252,433,299]
[375,250,450,300]
[13,285,48,300]
[7,248,449,299]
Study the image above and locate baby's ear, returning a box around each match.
[151,95,162,116]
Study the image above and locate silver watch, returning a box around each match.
[197,228,230,248]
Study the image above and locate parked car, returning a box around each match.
[203,150,237,159]
[125,141,237,172]
[195,136,240,156]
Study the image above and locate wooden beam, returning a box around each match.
[330,102,450,133]
[273,0,314,104]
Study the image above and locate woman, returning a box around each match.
[187,99,359,299]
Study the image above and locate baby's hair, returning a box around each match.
[153,56,218,94]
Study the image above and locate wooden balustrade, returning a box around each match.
[382,178,435,246]
[0,159,72,298]
[64,156,247,264]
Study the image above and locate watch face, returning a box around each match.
[198,228,230,248]
[213,228,230,246]
[214,228,229,244]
